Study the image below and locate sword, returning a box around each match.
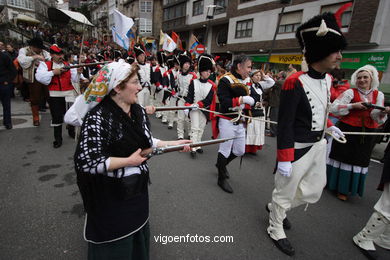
[155,106,197,111]
[141,137,235,159]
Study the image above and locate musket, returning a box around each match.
[363,103,387,111]
[63,62,109,70]
[141,137,235,159]
[155,106,197,111]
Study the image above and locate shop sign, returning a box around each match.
[341,52,390,71]
[269,54,303,65]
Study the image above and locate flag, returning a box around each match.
[112,26,129,50]
[189,34,199,52]
[171,31,183,50]
[159,30,166,46]
[113,9,134,37]
[162,33,177,52]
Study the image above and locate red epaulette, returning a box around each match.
[207,79,217,89]
[189,72,198,79]
[282,71,305,90]
[163,68,172,77]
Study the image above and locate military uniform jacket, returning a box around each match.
[177,71,197,98]
[277,68,333,162]
[138,62,152,89]
[185,78,216,119]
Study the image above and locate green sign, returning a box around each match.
[341,52,390,71]
[251,56,268,63]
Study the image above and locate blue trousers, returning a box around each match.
[0,83,12,126]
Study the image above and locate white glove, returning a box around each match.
[242,96,255,106]
[277,161,292,177]
[184,109,189,117]
[157,86,163,90]
[328,126,345,139]
[239,104,245,110]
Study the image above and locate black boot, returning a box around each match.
[67,125,75,139]
[216,153,233,193]
[53,126,63,148]
[225,153,237,178]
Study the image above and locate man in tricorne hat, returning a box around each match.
[176,51,197,139]
[154,51,167,119]
[161,55,180,128]
[184,54,216,157]
[134,44,152,107]
[17,37,51,126]
[266,12,346,256]
[35,44,86,148]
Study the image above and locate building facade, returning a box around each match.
[162,0,390,91]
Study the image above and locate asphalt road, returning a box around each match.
[0,105,389,260]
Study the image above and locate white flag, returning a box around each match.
[113,9,134,37]
[162,33,177,52]
[112,26,129,50]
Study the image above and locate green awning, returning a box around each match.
[341,52,390,71]
[251,56,268,63]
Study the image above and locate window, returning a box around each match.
[193,1,204,16]
[235,19,253,38]
[163,3,186,20]
[321,2,353,28]
[278,11,302,33]
[140,1,152,13]
[139,18,152,33]
[214,0,227,15]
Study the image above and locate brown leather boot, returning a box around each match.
[31,105,40,126]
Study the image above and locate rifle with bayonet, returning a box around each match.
[63,62,109,70]
[362,102,387,111]
[154,106,197,112]
[140,137,235,159]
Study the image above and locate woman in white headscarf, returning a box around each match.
[65,60,190,259]
[327,65,388,201]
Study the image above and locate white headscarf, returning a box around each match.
[351,64,380,90]
[64,59,134,126]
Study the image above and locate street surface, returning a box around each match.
[0,97,389,260]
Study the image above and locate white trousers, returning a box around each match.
[268,139,327,240]
[218,118,246,158]
[138,87,150,107]
[353,183,390,250]
[189,110,207,151]
[154,89,164,118]
[177,99,191,139]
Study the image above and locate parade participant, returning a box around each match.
[353,135,390,260]
[0,50,17,129]
[154,51,167,119]
[17,37,51,126]
[213,54,255,194]
[35,44,86,148]
[328,68,350,124]
[161,55,180,129]
[134,44,152,107]
[176,51,197,139]
[149,55,159,108]
[264,71,285,137]
[185,54,216,157]
[66,60,191,259]
[245,69,274,154]
[327,65,387,201]
[266,13,346,256]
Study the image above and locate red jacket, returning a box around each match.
[46,61,74,92]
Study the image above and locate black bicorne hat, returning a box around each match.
[198,54,215,72]
[133,44,146,57]
[296,12,347,64]
[178,51,192,68]
[157,51,166,65]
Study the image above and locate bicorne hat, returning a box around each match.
[198,54,215,72]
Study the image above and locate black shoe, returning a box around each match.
[196,148,203,154]
[266,204,292,230]
[5,124,13,130]
[168,125,173,129]
[218,178,233,193]
[268,235,295,256]
[162,121,168,124]
[178,137,183,140]
[353,241,378,260]
[190,151,196,158]
[53,140,62,148]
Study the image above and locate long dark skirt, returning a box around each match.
[88,222,150,260]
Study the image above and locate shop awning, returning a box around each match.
[48,8,94,26]
[15,14,41,24]
[341,52,390,71]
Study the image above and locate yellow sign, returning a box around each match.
[269,54,303,65]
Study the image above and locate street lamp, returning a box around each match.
[204,4,223,52]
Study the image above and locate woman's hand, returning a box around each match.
[127,148,148,166]
[351,102,368,110]
[145,105,156,115]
